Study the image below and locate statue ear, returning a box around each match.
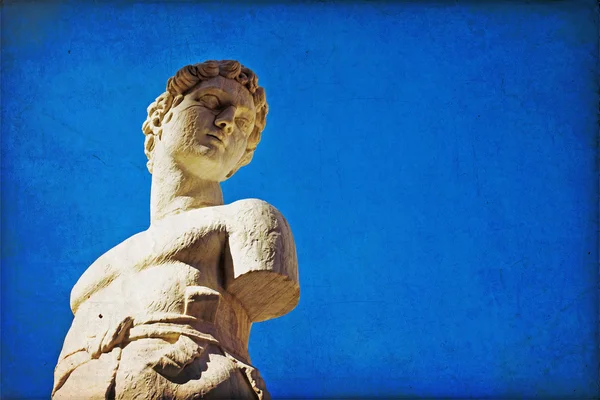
[144,134,156,174]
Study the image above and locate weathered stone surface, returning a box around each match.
[53,60,300,399]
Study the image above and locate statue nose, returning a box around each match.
[215,106,235,134]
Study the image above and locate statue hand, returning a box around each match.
[85,316,133,358]
[150,334,204,378]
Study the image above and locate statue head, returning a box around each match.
[142,60,268,181]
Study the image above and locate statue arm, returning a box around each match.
[69,240,130,314]
[70,261,117,314]
[69,230,148,313]
[225,199,300,322]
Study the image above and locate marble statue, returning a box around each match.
[53,60,300,399]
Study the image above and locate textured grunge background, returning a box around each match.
[1,1,599,398]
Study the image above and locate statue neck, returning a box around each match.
[149,161,224,224]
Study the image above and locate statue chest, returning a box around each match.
[75,214,231,319]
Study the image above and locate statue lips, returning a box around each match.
[204,132,227,149]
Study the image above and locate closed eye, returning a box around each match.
[198,94,221,109]
[236,118,251,131]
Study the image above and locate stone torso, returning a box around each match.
[54,199,299,399]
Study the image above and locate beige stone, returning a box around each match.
[53,60,300,399]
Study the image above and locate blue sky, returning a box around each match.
[2,1,598,398]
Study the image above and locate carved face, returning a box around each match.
[152,76,256,182]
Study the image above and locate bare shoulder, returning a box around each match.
[223,199,300,322]
[227,198,284,217]
[225,198,295,260]
[225,198,292,235]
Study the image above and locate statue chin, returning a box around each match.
[167,150,227,183]
[175,142,241,183]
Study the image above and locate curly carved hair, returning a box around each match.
[142,60,268,178]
